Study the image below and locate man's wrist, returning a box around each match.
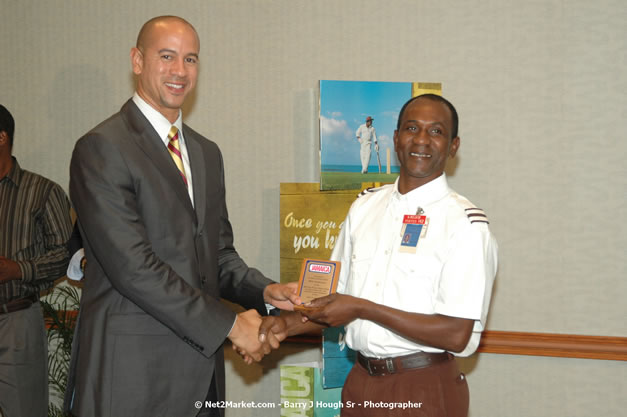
[355,297,371,321]
[282,311,306,336]
[227,315,238,339]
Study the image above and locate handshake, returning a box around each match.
[228,310,291,364]
[227,282,300,364]
[227,282,358,364]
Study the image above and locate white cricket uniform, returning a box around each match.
[355,123,377,173]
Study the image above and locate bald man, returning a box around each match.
[65,16,297,417]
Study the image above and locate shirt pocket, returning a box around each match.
[388,252,443,313]
[346,240,376,295]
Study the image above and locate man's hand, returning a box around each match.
[375,143,379,152]
[263,282,301,311]
[233,315,288,364]
[301,293,367,327]
[227,309,269,363]
[0,256,22,283]
[258,315,288,347]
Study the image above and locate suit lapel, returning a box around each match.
[120,100,196,220]
[185,127,206,231]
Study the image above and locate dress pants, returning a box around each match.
[341,354,469,417]
[359,140,372,173]
[0,302,48,417]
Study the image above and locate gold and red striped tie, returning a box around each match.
[167,126,187,185]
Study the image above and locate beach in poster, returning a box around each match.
[319,80,442,190]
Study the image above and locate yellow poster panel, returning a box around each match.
[280,183,381,284]
[411,82,442,97]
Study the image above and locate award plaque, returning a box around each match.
[294,258,341,310]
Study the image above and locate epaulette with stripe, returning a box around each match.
[465,207,489,224]
[357,185,385,198]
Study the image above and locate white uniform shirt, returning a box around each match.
[331,174,498,358]
[355,123,377,144]
[132,93,195,206]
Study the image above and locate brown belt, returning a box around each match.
[357,351,451,376]
[0,295,38,315]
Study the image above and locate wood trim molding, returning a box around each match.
[44,309,626,361]
[286,330,627,361]
[477,330,627,361]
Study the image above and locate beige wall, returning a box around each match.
[2,0,625,415]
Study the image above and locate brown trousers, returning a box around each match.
[341,354,468,417]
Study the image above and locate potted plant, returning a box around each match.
[41,284,80,417]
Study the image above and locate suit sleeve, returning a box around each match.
[70,132,237,357]
[214,150,273,316]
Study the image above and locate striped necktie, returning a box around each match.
[167,126,187,185]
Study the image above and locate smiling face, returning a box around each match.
[393,97,460,194]
[131,18,199,123]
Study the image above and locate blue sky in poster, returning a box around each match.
[319,80,413,167]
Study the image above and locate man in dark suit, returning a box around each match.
[66,16,297,417]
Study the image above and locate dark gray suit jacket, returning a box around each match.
[66,100,272,417]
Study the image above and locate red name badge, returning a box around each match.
[400,215,427,253]
[403,215,427,225]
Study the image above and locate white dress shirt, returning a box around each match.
[332,175,498,358]
[132,93,195,206]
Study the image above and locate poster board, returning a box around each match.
[319,80,442,190]
[279,183,382,284]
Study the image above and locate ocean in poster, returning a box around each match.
[321,164,400,173]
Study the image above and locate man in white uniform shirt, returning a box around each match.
[355,116,378,173]
[266,94,497,417]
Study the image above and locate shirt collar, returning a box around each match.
[392,174,450,208]
[132,93,184,145]
[1,157,22,187]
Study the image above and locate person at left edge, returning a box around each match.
[0,104,73,417]
[65,16,298,417]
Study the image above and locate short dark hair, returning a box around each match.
[396,94,459,139]
[0,104,15,148]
